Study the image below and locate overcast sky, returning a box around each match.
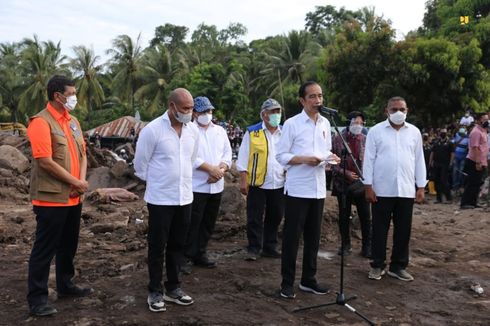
[0,0,427,60]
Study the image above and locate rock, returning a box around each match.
[90,214,129,233]
[110,160,129,178]
[0,145,29,173]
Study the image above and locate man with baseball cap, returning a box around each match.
[182,96,232,273]
[237,98,286,261]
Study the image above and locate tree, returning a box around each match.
[150,23,189,51]
[70,45,105,125]
[107,34,143,113]
[305,5,361,35]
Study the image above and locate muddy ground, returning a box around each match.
[0,139,488,325]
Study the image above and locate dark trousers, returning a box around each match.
[370,197,414,271]
[433,164,452,201]
[461,159,485,207]
[246,187,284,253]
[184,192,222,260]
[27,204,82,308]
[281,196,324,287]
[147,203,191,293]
[336,194,371,250]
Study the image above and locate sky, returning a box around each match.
[0,0,427,60]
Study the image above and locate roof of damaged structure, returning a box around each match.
[86,116,147,138]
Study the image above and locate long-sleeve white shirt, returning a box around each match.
[275,110,332,199]
[236,122,285,190]
[134,111,199,206]
[362,119,427,198]
[192,122,232,194]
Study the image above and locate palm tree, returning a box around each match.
[260,31,321,96]
[18,35,67,122]
[135,44,180,116]
[106,34,143,113]
[0,42,24,122]
[70,45,105,124]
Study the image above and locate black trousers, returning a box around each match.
[27,204,82,308]
[433,164,452,201]
[281,196,324,287]
[336,194,371,250]
[147,203,191,293]
[184,192,222,260]
[370,197,414,271]
[461,159,485,207]
[246,187,284,253]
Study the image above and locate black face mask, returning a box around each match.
[440,133,447,139]
[483,121,489,129]
[423,136,428,141]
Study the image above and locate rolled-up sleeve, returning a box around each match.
[275,121,295,166]
[134,127,155,181]
[362,129,375,185]
[236,131,250,172]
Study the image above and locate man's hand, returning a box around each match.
[327,153,341,164]
[415,188,425,204]
[72,179,89,194]
[476,162,483,171]
[239,178,249,195]
[208,165,225,180]
[365,185,377,203]
[346,171,360,182]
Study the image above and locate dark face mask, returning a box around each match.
[483,121,489,129]
[440,133,447,138]
[423,136,428,141]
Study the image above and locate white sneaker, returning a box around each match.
[147,292,166,312]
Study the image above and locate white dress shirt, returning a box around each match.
[236,122,285,190]
[276,110,332,199]
[134,111,199,206]
[362,119,427,198]
[192,122,232,194]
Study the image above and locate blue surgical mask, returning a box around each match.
[268,113,281,127]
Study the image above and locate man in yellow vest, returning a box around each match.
[237,99,285,261]
[26,75,91,316]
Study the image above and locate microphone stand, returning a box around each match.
[293,111,375,326]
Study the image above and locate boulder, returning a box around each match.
[0,145,29,173]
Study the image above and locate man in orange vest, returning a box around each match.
[26,75,92,316]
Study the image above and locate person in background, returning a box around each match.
[237,98,285,261]
[331,111,371,258]
[276,81,340,299]
[182,96,232,274]
[363,96,426,282]
[460,113,489,208]
[459,110,474,127]
[451,126,469,195]
[429,128,454,203]
[134,88,198,312]
[26,75,91,316]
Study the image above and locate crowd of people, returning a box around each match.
[24,75,489,316]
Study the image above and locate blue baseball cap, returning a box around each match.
[261,98,282,111]
[194,96,215,113]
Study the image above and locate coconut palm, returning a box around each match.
[106,34,143,112]
[70,45,105,124]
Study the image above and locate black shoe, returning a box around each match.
[30,303,57,316]
[280,285,296,299]
[261,249,281,258]
[299,282,329,295]
[57,286,94,298]
[193,256,217,268]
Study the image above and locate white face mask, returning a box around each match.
[174,109,192,124]
[349,124,363,135]
[389,111,406,125]
[197,113,212,126]
[60,94,77,111]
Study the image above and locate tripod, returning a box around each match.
[293,112,375,326]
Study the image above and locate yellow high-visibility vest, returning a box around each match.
[246,122,269,187]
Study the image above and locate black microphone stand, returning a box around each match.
[293,111,375,326]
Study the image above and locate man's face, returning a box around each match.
[262,108,281,123]
[300,84,323,113]
[479,114,489,125]
[171,95,194,116]
[385,100,408,117]
[55,85,76,104]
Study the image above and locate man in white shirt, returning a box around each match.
[237,98,286,261]
[459,110,474,127]
[183,96,232,273]
[134,88,198,312]
[275,82,340,299]
[363,96,426,282]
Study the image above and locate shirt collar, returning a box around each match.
[301,109,323,124]
[261,121,281,134]
[382,118,408,129]
[47,102,71,122]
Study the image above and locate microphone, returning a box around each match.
[317,105,338,115]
